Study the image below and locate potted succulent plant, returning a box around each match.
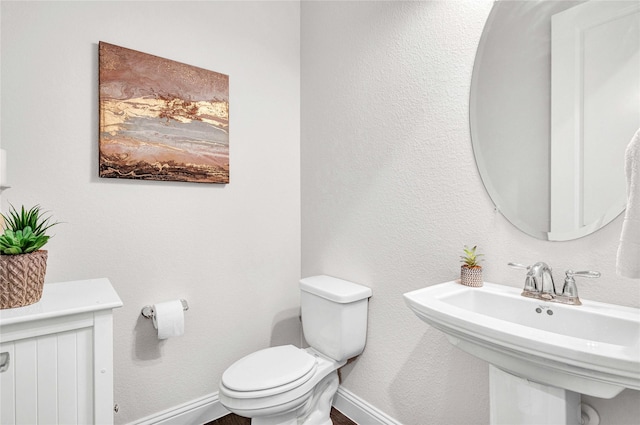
[460,245,483,287]
[0,204,59,308]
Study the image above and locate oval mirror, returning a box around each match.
[470,0,640,241]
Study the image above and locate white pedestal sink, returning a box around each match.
[404,281,640,425]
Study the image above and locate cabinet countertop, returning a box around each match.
[0,278,123,326]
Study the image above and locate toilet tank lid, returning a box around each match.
[300,275,372,303]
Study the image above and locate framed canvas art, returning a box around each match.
[99,42,229,184]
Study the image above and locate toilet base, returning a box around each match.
[252,417,331,425]
[298,370,339,425]
[251,370,339,425]
[252,413,298,425]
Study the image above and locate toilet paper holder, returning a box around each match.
[141,299,189,319]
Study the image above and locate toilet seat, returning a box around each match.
[221,345,317,398]
[218,347,347,421]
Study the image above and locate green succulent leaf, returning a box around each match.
[461,244,484,268]
[1,204,58,238]
[0,205,59,256]
[2,229,18,246]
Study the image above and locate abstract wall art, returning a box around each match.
[99,42,229,184]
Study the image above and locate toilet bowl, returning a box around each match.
[218,275,372,425]
[219,345,346,425]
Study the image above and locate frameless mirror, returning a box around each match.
[470,0,640,241]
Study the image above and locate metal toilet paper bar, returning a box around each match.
[141,299,189,319]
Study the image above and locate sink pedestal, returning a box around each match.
[490,366,581,425]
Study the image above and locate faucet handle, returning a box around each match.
[561,269,601,303]
[508,262,530,270]
[508,262,537,292]
[566,270,601,280]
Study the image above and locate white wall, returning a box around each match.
[1,1,300,423]
[301,1,640,424]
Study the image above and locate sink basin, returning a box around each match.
[404,281,640,398]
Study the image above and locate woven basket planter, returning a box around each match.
[0,250,48,309]
[461,265,483,287]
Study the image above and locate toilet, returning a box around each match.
[219,275,372,425]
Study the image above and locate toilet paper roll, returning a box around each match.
[152,300,185,339]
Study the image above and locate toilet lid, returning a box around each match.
[222,345,317,392]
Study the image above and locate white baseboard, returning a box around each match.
[127,392,229,425]
[333,386,402,425]
[127,386,401,425]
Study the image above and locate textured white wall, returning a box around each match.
[1,1,300,423]
[301,1,640,424]
[2,1,639,424]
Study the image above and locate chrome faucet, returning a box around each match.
[508,262,600,306]
[510,262,556,300]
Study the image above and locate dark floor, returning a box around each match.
[206,407,356,425]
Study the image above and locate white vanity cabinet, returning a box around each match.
[0,278,123,424]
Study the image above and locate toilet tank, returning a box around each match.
[300,275,372,362]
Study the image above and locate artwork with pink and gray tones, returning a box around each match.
[99,42,229,183]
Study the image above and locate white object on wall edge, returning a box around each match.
[0,148,10,193]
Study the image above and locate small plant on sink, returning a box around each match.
[460,245,483,287]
